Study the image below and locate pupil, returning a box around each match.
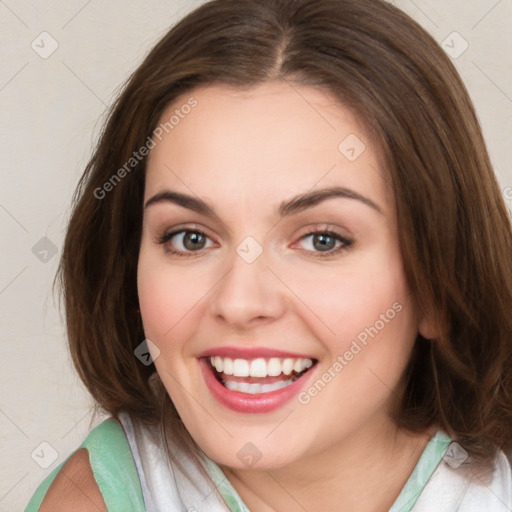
[314,234,335,251]
[184,232,205,250]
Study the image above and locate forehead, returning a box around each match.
[144,81,392,216]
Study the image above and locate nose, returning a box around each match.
[208,246,286,330]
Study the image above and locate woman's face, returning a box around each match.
[137,80,430,469]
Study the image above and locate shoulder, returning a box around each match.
[39,448,107,511]
[26,416,146,511]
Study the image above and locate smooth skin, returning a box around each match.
[39,449,106,511]
[137,80,437,512]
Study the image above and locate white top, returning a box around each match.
[119,411,240,511]
[118,411,512,511]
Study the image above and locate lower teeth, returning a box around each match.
[220,368,309,394]
[223,379,294,394]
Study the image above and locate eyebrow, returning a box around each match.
[144,186,383,218]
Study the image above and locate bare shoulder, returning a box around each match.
[39,448,107,511]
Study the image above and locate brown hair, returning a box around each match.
[56,0,512,468]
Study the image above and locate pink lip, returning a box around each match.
[197,346,315,360]
[198,357,317,414]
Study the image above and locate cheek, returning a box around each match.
[280,250,413,351]
[137,249,186,340]
[137,247,211,342]
[323,260,417,395]
[336,270,410,342]
[293,260,417,435]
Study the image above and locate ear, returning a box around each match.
[418,314,438,340]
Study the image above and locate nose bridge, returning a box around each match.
[209,239,284,326]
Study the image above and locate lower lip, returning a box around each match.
[199,358,316,413]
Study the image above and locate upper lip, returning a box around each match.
[197,346,316,360]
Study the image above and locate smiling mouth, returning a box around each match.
[206,356,317,394]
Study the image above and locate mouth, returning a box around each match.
[208,356,315,393]
[198,353,318,413]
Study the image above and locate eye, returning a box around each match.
[295,229,353,257]
[155,228,215,256]
[155,225,353,258]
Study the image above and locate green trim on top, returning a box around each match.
[202,455,251,511]
[389,431,453,512]
[25,418,145,511]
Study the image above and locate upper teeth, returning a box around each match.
[209,357,313,377]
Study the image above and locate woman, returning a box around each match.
[27,0,512,510]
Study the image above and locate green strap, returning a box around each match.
[25,418,145,511]
[202,456,251,511]
[389,431,453,512]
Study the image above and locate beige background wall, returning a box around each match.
[0,1,510,509]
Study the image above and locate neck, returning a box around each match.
[220,418,436,512]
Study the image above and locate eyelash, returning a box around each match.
[154,226,353,259]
